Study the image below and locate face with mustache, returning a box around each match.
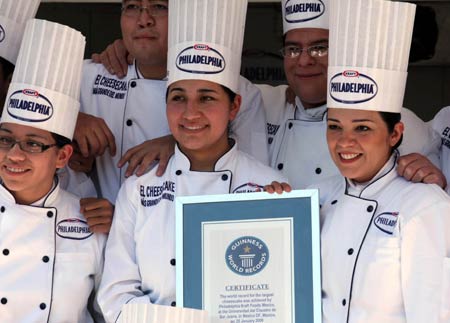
[120,0,169,73]
[283,28,329,109]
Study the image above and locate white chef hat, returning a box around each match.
[0,0,41,64]
[167,0,248,94]
[327,0,416,113]
[1,19,85,140]
[281,0,329,34]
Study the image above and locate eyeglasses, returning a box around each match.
[121,2,168,18]
[279,44,329,58]
[0,136,58,153]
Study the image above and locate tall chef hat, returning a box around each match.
[327,0,416,113]
[167,0,248,94]
[0,0,41,64]
[1,19,85,140]
[282,0,329,34]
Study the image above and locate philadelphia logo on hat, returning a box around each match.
[0,25,5,42]
[284,0,325,23]
[225,236,269,276]
[329,70,378,104]
[7,89,54,122]
[56,218,93,240]
[176,44,226,74]
[374,212,399,235]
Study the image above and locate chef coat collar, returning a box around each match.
[174,139,238,172]
[346,151,399,198]
[0,175,61,207]
[294,96,327,121]
[133,60,169,81]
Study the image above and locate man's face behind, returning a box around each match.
[284,28,329,109]
[120,0,169,67]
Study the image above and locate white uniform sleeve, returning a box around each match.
[400,107,441,166]
[97,180,150,323]
[400,198,450,322]
[230,77,269,165]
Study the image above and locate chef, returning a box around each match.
[97,1,286,322]
[0,19,106,322]
[318,0,450,321]
[259,0,442,190]
[429,106,450,193]
[77,0,270,206]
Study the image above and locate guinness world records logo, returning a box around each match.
[225,236,269,276]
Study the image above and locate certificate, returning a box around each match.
[175,190,321,323]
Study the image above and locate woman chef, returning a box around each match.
[97,0,287,322]
[0,20,106,322]
[320,0,450,322]
[267,0,450,321]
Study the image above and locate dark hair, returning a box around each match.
[220,85,237,103]
[51,132,72,148]
[0,57,14,81]
[379,111,403,150]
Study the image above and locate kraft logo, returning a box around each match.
[343,70,359,77]
[23,89,39,97]
[7,89,54,122]
[329,71,378,104]
[194,44,210,51]
[56,218,93,240]
[176,45,226,74]
[0,25,5,42]
[374,212,399,235]
[284,0,325,23]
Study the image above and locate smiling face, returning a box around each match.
[120,0,168,76]
[283,28,329,109]
[0,123,72,204]
[326,108,403,183]
[166,80,240,169]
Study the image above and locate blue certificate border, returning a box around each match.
[176,190,322,323]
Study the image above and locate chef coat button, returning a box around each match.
[1,298,7,305]
[347,248,354,255]
[2,249,9,256]
[171,301,176,307]
[47,211,53,218]
[40,303,46,310]
[277,163,284,170]
[175,170,182,176]
[221,174,229,181]
[126,119,133,126]
[367,205,374,212]
[130,81,137,88]
[268,138,273,145]
[0,206,5,212]
[315,168,322,175]
[342,299,346,306]
[331,200,338,205]
[42,256,50,263]
[170,259,176,266]
[288,122,293,129]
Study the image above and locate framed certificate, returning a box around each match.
[175,190,321,323]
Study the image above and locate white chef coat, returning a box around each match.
[316,153,450,323]
[58,166,98,198]
[97,142,286,323]
[0,179,106,323]
[257,84,442,189]
[80,61,269,203]
[429,106,450,194]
